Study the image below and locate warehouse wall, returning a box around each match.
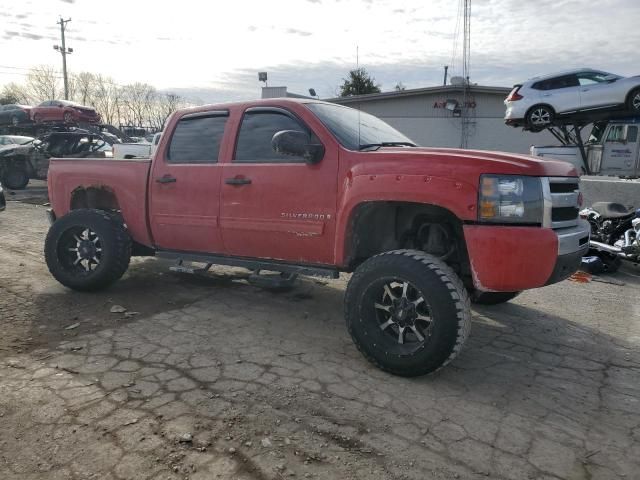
[339,91,557,154]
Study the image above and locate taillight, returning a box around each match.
[506,86,523,102]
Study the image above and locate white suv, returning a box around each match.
[504,68,640,130]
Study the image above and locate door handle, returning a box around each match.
[156,175,177,184]
[582,88,590,92]
[225,177,252,185]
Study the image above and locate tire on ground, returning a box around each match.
[344,249,471,377]
[3,167,29,190]
[45,208,131,291]
[470,290,520,305]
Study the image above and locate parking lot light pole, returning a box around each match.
[54,17,73,100]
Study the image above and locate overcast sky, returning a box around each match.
[1,0,639,103]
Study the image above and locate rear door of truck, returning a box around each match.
[148,110,228,253]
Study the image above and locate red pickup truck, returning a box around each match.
[45,99,589,376]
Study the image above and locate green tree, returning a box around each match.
[339,68,381,97]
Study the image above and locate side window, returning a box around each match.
[234,111,309,163]
[605,126,625,143]
[167,115,227,164]
[577,72,609,86]
[546,75,579,90]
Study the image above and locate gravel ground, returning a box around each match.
[0,185,639,480]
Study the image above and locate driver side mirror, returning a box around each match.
[271,130,324,164]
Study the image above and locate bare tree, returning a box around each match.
[71,72,97,105]
[93,75,122,125]
[25,65,62,103]
[0,83,30,104]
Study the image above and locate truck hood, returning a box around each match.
[350,147,578,178]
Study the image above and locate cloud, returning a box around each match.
[286,28,312,37]
[60,0,75,3]
[21,32,44,40]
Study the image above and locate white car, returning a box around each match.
[504,68,640,130]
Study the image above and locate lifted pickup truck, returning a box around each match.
[45,99,589,376]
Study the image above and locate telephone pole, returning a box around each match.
[54,17,73,100]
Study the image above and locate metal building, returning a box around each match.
[327,85,555,154]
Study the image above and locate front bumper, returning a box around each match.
[463,221,590,292]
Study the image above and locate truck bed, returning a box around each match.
[47,158,153,245]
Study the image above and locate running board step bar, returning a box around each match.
[157,250,340,279]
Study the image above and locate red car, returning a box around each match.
[31,100,101,124]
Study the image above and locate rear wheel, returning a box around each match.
[3,167,29,190]
[345,250,471,377]
[63,111,73,123]
[470,291,520,305]
[32,113,41,124]
[45,209,131,291]
[11,115,19,126]
[627,88,640,113]
[526,105,554,128]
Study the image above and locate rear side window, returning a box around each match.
[532,75,579,90]
[234,111,309,163]
[168,115,227,164]
[628,126,638,143]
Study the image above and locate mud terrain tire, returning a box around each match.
[345,249,471,377]
[45,209,131,291]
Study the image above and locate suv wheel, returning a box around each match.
[45,209,131,291]
[3,167,29,190]
[345,250,471,377]
[628,88,640,112]
[526,105,554,128]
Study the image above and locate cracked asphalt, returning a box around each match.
[1,189,639,480]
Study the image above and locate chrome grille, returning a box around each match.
[542,177,580,229]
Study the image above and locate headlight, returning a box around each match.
[478,175,543,224]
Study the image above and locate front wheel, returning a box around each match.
[470,291,521,305]
[63,111,74,123]
[526,105,554,128]
[45,209,131,291]
[11,115,19,126]
[345,250,471,377]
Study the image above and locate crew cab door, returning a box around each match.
[601,124,640,176]
[220,107,338,265]
[149,111,228,253]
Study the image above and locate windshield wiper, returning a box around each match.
[359,142,416,151]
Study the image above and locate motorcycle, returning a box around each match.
[580,202,640,272]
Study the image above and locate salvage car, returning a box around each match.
[505,68,640,129]
[44,99,589,377]
[0,135,35,146]
[0,131,109,189]
[0,104,32,126]
[31,100,101,124]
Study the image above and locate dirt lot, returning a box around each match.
[1,183,639,480]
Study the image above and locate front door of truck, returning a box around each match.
[601,124,639,176]
[149,111,228,253]
[220,107,338,265]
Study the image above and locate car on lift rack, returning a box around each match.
[0,104,32,126]
[31,100,101,125]
[505,68,640,130]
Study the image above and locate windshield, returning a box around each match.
[306,102,417,150]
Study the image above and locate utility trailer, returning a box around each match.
[530,115,640,178]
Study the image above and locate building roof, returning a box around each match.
[328,84,511,104]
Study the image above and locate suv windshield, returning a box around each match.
[306,102,416,150]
